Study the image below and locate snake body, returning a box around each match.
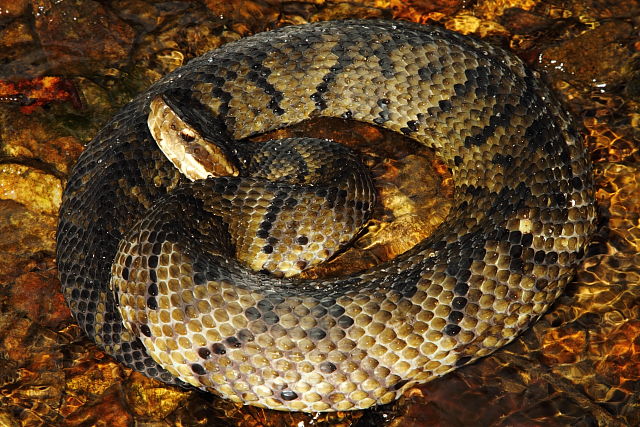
[56,20,596,412]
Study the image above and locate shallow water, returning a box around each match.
[0,0,638,425]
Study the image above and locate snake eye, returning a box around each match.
[180,129,196,143]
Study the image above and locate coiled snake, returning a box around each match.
[56,20,596,412]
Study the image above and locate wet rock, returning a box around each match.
[500,7,552,34]
[0,18,43,79]
[475,0,539,20]
[124,373,189,419]
[0,352,19,387]
[109,0,162,33]
[0,201,55,272]
[10,269,70,327]
[445,12,510,38]
[311,3,385,21]
[129,2,232,82]
[594,163,640,253]
[623,52,640,102]
[65,360,126,399]
[0,0,29,23]
[392,0,464,18]
[540,21,634,90]
[0,164,61,215]
[204,0,279,34]
[31,0,135,75]
[0,77,80,113]
[0,19,32,47]
[556,0,640,20]
[586,116,639,165]
[62,384,133,426]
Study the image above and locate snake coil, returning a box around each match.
[57,20,596,412]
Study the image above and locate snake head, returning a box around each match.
[148,95,240,180]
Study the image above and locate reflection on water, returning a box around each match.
[0,0,638,425]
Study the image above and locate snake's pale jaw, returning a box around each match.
[58,20,597,412]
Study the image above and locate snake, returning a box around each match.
[56,19,596,412]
